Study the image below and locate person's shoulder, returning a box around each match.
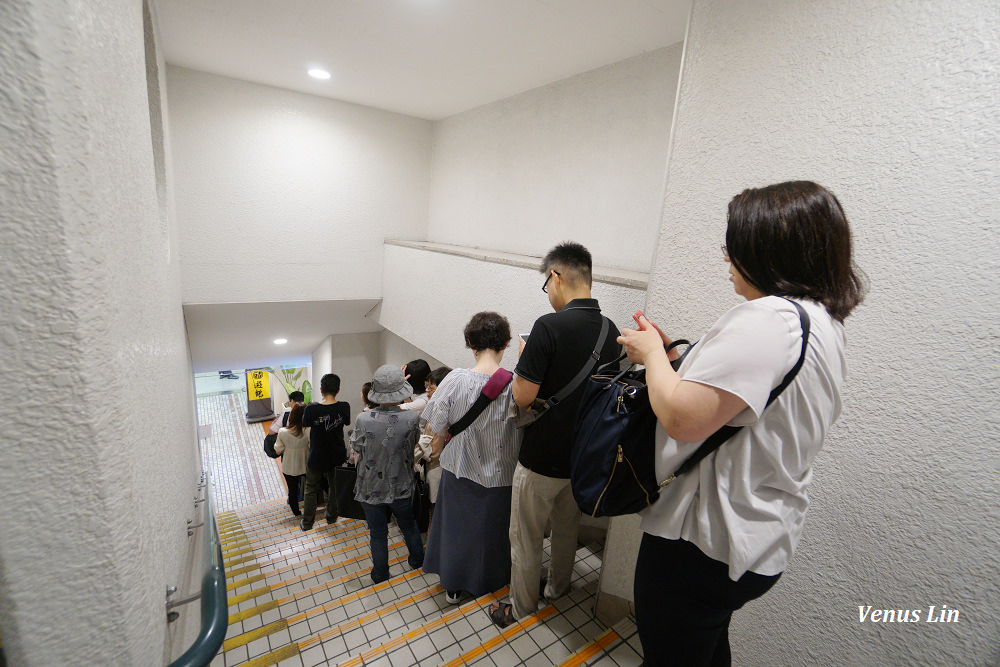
[399,409,421,425]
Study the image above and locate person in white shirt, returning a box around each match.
[274,403,310,517]
[400,359,431,414]
[618,181,867,666]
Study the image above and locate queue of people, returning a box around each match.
[269,180,865,666]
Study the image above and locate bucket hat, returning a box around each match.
[367,364,414,404]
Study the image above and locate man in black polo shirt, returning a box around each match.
[490,242,621,627]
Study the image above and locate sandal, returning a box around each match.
[488,601,516,628]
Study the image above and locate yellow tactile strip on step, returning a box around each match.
[337,588,508,667]
[230,569,442,667]
[442,604,558,667]
[298,581,445,650]
[225,526,371,592]
[242,642,300,667]
[227,547,406,608]
[559,627,622,667]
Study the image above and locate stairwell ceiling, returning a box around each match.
[164,1,689,372]
[184,300,382,373]
[153,0,691,120]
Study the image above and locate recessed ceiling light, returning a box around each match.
[308,68,330,80]
[273,338,288,345]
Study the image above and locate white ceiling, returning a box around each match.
[154,0,691,120]
[164,1,690,373]
[184,299,382,373]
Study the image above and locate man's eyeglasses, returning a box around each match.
[542,270,561,293]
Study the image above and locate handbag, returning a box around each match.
[334,464,367,521]
[570,299,810,518]
[411,473,431,532]
[508,317,612,428]
[263,432,280,459]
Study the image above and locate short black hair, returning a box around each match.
[726,181,867,322]
[288,391,304,402]
[427,366,452,387]
[319,373,341,397]
[404,359,431,394]
[463,311,511,353]
[541,241,592,287]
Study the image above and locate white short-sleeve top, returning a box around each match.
[640,296,847,580]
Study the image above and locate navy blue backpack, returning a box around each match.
[570,299,809,518]
[570,340,691,517]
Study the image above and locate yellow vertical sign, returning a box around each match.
[247,369,270,400]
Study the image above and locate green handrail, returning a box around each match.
[167,471,228,667]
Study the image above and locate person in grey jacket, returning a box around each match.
[350,365,425,585]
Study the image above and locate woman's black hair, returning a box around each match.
[463,311,512,353]
[427,366,452,387]
[403,359,431,394]
[726,181,867,322]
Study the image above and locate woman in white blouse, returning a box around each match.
[421,312,521,605]
[618,182,866,666]
[274,404,310,517]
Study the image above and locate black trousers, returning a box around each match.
[283,474,302,508]
[634,534,781,667]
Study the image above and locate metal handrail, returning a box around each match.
[166,471,228,667]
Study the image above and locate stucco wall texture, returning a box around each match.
[428,45,682,274]
[645,1,999,665]
[167,67,432,305]
[0,1,200,665]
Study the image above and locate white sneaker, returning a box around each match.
[445,590,462,605]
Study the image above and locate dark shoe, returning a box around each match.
[299,518,313,531]
[489,601,516,628]
[446,590,463,605]
[326,515,338,525]
[289,502,301,517]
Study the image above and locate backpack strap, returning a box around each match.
[539,316,611,410]
[448,368,514,437]
[661,299,812,486]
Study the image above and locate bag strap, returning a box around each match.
[448,368,514,437]
[662,299,812,486]
[539,316,611,410]
[600,338,692,381]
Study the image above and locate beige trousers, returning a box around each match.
[508,462,581,619]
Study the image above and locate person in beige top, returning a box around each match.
[275,403,310,517]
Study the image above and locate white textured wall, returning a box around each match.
[376,245,646,373]
[379,330,446,374]
[312,332,381,425]
[643,1,1000,665]
[167,67,432,304]
[428,45,682,273]
[0,0,200,664]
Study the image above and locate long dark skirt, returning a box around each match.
[423,468,512,596]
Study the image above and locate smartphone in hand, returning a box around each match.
[519,334,530,343]
[633,310,645,329]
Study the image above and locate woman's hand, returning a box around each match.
[618,314,672,365]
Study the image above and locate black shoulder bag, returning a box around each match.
[509,317,612,428]
[570,299,811,518]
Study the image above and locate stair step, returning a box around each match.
[215,502,622,667]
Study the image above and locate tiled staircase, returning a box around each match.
[213,499,643,666]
